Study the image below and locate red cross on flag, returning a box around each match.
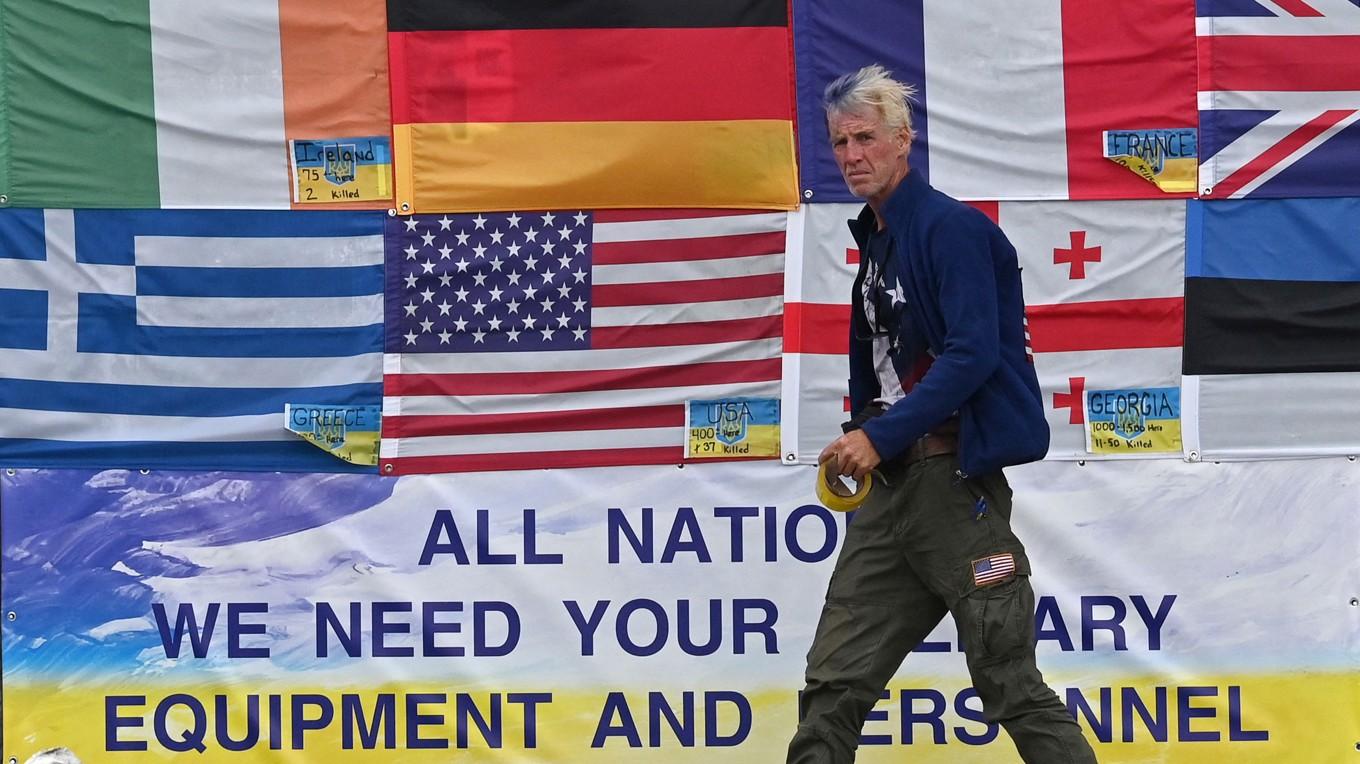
[1053,377,1087,426]
[782,200,1184,462]
[1053,231,1102,280]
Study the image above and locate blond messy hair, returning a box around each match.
[823,64,918,142]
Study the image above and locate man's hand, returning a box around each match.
[818,429,882,482]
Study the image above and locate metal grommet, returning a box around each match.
[4,468,14,476]
[400,202,411,212]
[139,468,150,475]
[1202,187,1212,196]
[784,452,797,463]
[0,194,9,205]
[1187,450,1200,463]
[676,463,685,469]
[1349,455,1356,462]
[387,207,398,217]
[802,189,814,199]
[1076,460,1086,467]
[1349,597,1359,607]
[6,611,16,622]
[382,463,394,474]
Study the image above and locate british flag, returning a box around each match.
[1197,0,1360,198]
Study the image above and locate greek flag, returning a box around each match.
[0,209,383,471]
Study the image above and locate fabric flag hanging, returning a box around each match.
[387,0,799,213]
[1197,0,1360,199]
[0,209,384,471]
[793,0,1198,202]
[0,0,391,209]
[1184,198,1360,459]
[782,200,1184,462]
[381,209,786,474]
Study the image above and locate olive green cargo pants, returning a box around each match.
[787,455,1097,763]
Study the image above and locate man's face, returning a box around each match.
[828,108,910,202]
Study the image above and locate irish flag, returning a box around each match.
[0,0,391,209]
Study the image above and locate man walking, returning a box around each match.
[787,65,1098,764]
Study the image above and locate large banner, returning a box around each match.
[4,460,1358,762]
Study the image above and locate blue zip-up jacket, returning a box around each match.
[847,170,1049,476]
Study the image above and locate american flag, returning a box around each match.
[380,209,786,474]
[1198,0,1360,198]
[972,552,1017,587]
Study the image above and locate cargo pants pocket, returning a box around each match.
[960,575,1033,661]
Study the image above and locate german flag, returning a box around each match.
[388,0,799,213]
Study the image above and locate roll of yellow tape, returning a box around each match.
[816,461,873,512]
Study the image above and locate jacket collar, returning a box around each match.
[846,168,929,247]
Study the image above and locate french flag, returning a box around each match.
[794,0,1199,202]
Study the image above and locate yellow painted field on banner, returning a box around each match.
[6,673,1356,762]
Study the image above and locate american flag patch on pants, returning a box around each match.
[972,553,1016,587]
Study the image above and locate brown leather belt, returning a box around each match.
[903,431,958,463]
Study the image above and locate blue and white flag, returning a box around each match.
[1183,198,1360,460]
[0,209,383,471]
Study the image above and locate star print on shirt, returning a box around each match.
[889,280,907,307]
